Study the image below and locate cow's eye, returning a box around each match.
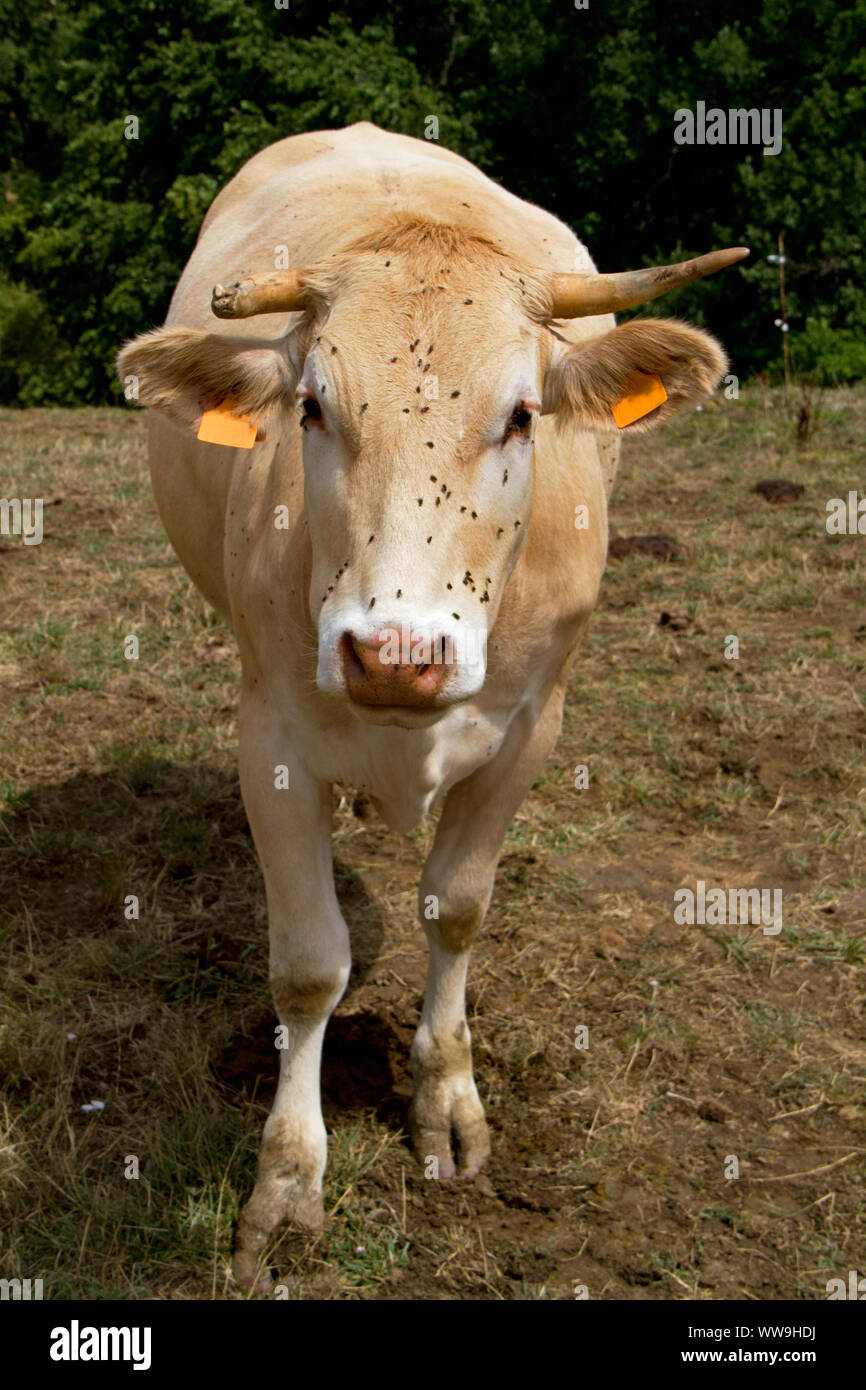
[300,394,323,430]
[503,404,533,443]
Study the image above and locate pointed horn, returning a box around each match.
[211,269,309,319]
[550,247,750,319]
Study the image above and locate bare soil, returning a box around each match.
[1,391,864,1299]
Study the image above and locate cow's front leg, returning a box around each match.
[411,685,567,1179]
[232,692,350,1291]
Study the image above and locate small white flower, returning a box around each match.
[81,1100,106,1113]
[66,1033,77,1041]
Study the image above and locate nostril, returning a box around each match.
[416,663,440,688]
[340,631,367,682]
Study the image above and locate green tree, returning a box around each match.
[0,0,862,402]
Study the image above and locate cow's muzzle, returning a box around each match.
[339,629,455,708]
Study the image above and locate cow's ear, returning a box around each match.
[116,327,299,437]
[543,319,727,432]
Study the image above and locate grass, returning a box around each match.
[1,384,865,1299]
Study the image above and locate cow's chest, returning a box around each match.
[302,702,512,833]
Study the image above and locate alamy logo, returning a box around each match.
[674,102,783,156]
[49,1320,152,1371]
[826,1269,866,1299]
[0,1277,43,1299]
[826,491,866,534]
[377,622,487,666]
[674,880,782,935]
[0,497,43,545]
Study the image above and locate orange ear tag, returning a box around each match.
[611,371,667,429]
[197,405,257,449]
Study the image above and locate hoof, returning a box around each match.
[232,1247,273,1294]
[232,1185,325,1290]
[410,1086,491,1181]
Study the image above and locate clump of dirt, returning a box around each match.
[608,533,684,560]
[752,479,805,502]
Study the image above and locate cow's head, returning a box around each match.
[118,222,746,724]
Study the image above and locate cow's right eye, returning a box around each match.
[301,397,323,429]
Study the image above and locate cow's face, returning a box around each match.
[295,237,550,722]
[118,222,743,724]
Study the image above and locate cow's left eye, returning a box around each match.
[503,404,533,443]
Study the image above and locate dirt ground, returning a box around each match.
[1,386,864,1299]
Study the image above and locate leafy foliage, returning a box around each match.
[0,0,862,402]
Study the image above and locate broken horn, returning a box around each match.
[211,269,309,319]
[549,247,750,319]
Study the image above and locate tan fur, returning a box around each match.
[301,216,552,321]
[547,318,728,432]
[113,123,737,1288]
[117,326,298,435]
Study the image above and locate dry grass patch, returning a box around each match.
[1,386,864,1299]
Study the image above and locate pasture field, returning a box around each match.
[1,388,864,1300]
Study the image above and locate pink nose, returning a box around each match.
[340,630,454,707]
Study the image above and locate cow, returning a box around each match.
[117,121,746,1290]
